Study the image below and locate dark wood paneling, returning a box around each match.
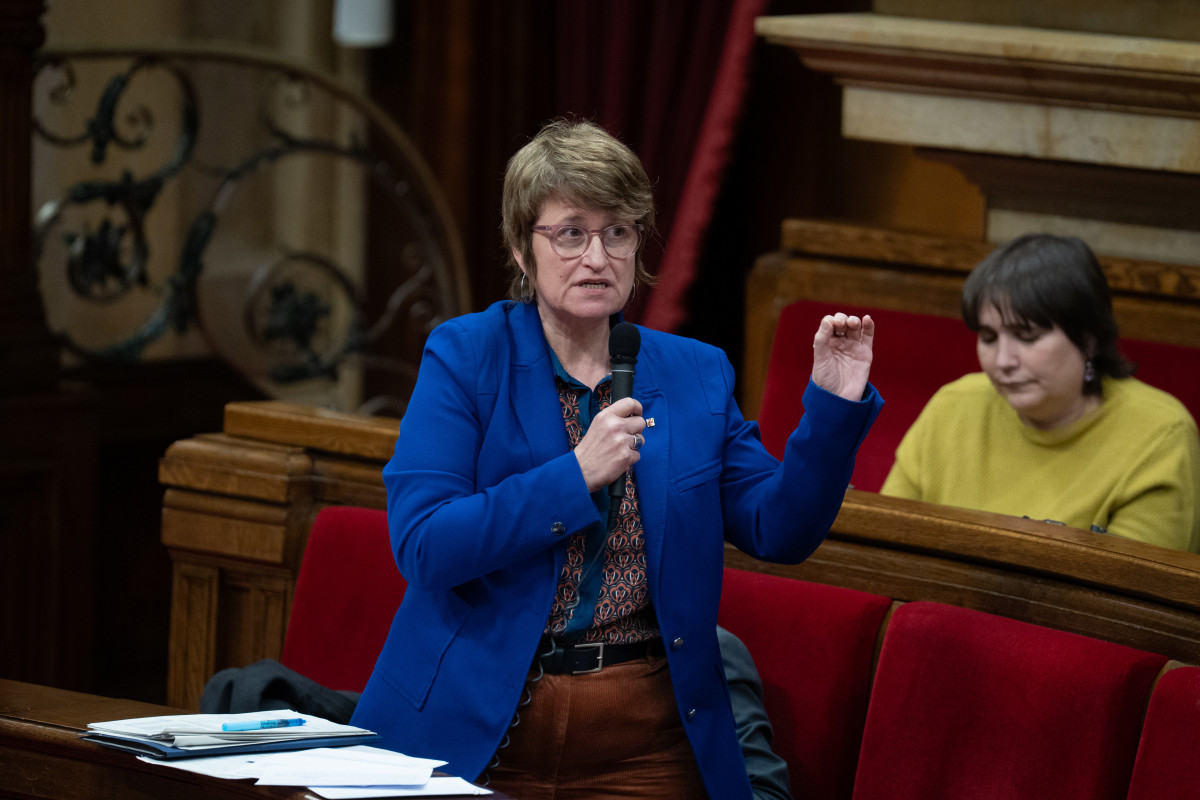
[0,387,97,691]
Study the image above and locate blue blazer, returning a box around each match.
[352,301,882,798]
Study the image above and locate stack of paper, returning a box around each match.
[136,744,491,796]
[84,710,380,758]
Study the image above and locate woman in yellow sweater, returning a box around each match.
[881,233,1200,552]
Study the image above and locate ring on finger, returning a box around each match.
[631,433,644,451]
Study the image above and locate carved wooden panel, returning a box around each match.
[159,403,393,707]
[165,559,219,710]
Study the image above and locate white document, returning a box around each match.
[309,777,492,797]
[253,746,444,786]
[136,744,485,795]
[137,751,267,780]
[90,709,373,749]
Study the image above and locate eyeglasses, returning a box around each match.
[532,223,644,259]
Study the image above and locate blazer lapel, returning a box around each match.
[629,343,668,595]
[507,302,571,467]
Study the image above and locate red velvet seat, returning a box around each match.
[1125,665,1200,800]
[279,505,403,692]
[1120,337,1200,424]
[758,300,1200,493]
[718,567,892,800]
[851,601,1167,800]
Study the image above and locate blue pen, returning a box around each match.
[221,718,307,732]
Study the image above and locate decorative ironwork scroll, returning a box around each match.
[32,42,470,415]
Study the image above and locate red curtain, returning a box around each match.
[551,0,770,331]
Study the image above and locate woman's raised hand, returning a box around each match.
[811,313,874,401]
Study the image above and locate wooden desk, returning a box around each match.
[0,679,507,799]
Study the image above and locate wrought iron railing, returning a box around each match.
[32,41,470,415]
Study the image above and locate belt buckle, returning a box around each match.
[572,641,605,674]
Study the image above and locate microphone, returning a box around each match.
[608,322,641,510]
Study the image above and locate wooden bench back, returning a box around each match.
[160,401,1200,708]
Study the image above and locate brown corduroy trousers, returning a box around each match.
[483,654,709,799]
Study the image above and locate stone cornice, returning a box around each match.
[756,13,1200,117]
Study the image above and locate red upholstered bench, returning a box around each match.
[280,505,405,693]
[718,567,891,800]
[757,299,1200,492]
[1119,336,1200,422]
[1126,665,1200,800]
[851,601,1167,800]
[281,506,1194,800]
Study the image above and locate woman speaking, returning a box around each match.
[352,119,883,799]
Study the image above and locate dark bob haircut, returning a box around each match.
[961,233,1134,395]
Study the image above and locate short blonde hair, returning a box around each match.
[501,119,656,302]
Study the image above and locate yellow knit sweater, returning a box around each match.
[881,373,1200,553]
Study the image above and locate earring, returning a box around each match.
[519,273,528,299]
[1084,360,1096,383]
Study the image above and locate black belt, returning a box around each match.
[536,636,665,675]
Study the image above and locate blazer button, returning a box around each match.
[551,521,566,536]
[686,708,697,721]
[671,637,684,650]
